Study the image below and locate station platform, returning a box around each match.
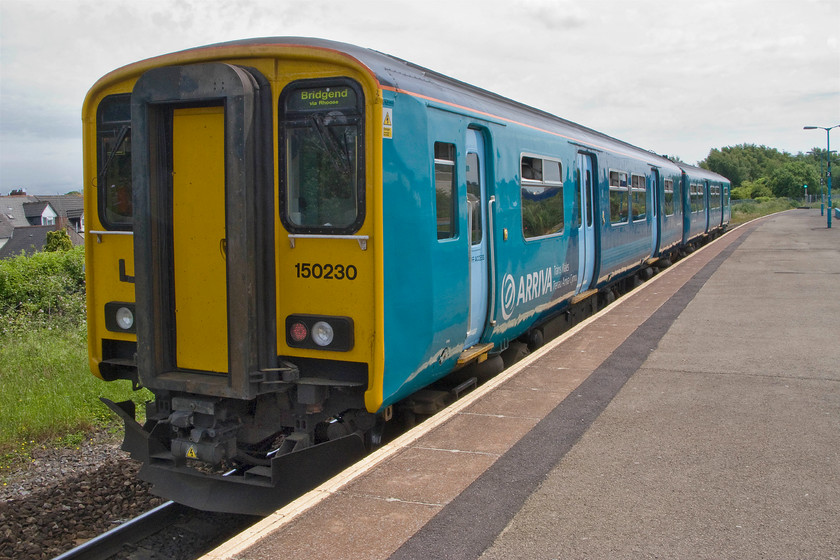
[202,209,839,560]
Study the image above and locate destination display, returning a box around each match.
[286,86,357,112]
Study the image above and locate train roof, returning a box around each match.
[90,37,728,182]
[678,163,731,183]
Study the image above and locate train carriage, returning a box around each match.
[680,163,730,245]
[83,37,729,514]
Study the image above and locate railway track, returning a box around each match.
[52,501,258,560]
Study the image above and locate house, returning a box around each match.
[23,200,58,226]
[33,195,85,233]
[0,193,85,257]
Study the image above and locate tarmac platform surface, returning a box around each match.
[204,209,839,560]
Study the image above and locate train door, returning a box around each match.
[649,168,661,257]
[465,129,488,348]
[131,63,276,399]
[171,107,228,371]
[575,153,596,294]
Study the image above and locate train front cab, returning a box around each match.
[83,46,390,513]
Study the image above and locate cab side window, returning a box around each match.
[97,94,133,229]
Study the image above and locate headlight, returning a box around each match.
[104,302,136,333]
[115,306,134,330]
[311,321,334,346]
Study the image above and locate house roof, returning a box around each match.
[0,211,14,239]
[1,196,32,228]
[0,226,56,259]
[36,194,84,219]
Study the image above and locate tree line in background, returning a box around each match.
[697,143,838,202]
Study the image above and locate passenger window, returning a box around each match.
[521,156,542,181]
[690,184,703,213]
[609,170,629,225]
[280,80,365,233]
[631,174,646,221]
[434,142,456,240]
[521,156,564,239]
[663,179,675,216]
[97,94,133,230]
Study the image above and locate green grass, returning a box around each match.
[0,318,152,474]
[730,197,798,224]
[0,247,152,476]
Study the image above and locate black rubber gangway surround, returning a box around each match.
[390,223,757,560]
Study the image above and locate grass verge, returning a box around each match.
[0,319,152,478]
[730,198,798,224]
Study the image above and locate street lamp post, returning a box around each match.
[804,125,839,228]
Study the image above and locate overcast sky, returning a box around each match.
[1,0,838,194]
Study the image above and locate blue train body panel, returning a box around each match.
[374,66,730,406]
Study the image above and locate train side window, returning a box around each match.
[434,142,457,240]
[280,79,365,234]
[631,174,646,221]
[521,156,564,239]
[96,94,133,230]
[663,179,675,216]
[710,185,721,209]
[690,183,702,213]
[609,170,629,225]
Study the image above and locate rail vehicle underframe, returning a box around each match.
[102,369,378,516]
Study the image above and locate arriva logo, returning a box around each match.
[500,267,553,320]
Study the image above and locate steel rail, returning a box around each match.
[51,500,187,560]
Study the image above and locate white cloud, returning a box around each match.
[1,0,838,193]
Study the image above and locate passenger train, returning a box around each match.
[83,38,730,514]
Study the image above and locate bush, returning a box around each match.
[0,245,85,328]
[45,229,73,252]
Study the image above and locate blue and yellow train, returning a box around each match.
[83,37,729,514]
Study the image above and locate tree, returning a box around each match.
[45,229,73,252]
[700,144,789,188]
[768,161,818,199]
[731,178,772,200]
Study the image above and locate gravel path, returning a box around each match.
[0,432,164,560]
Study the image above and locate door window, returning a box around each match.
[467,152,482,245]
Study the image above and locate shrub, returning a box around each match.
[0,245,85,328]
[45,229,73,252]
